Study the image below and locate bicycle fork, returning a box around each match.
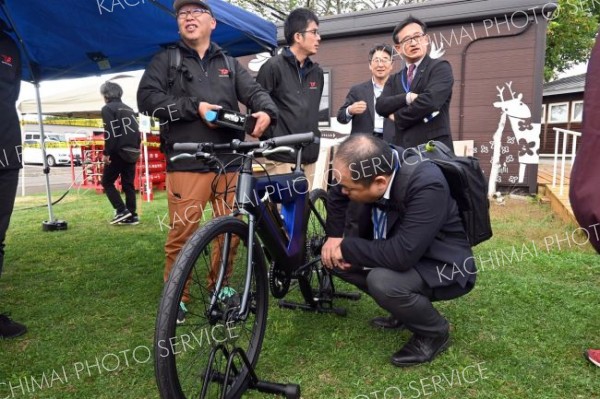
[210,167,257,323]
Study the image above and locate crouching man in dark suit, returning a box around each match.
[321,134,476,367]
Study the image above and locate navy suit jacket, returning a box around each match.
[376,55,454,150]
[337,80,395,142]
[326,154,476,300]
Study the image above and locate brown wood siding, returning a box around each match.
[541,93,584,154]
[238,13,547,193]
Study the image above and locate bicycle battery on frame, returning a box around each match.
[247,171,310,268]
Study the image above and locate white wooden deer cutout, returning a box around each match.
[489,82,541,195]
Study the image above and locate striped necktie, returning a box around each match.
[407,64,416,87]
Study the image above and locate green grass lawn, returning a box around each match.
[0,189,598,398]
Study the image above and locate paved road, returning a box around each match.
[16,164,84,196]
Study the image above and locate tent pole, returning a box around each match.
[33,83,68,231]
[2,5,67,231]
[34,82,55,222]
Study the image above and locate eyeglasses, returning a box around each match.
[371,57,392,65]
[177,8,211,19]
[398,32,428,46]
[300,29,320,37]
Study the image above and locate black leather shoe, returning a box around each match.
[391,332,450,367]
[370,315,405,329]
[0,314,27,339]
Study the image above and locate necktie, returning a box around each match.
[407,64,416,87]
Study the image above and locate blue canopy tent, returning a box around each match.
[0,0,276,81]
[0,0,277,229]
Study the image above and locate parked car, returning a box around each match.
[22,132,83,166]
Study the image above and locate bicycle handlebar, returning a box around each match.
[171,132,317,158]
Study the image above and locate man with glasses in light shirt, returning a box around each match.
[256,8,324,187]
[337,44,396,142]
[376,16,455,152]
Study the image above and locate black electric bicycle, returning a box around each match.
[154,133,359,399]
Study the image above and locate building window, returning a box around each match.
[548,102,569,123]
[541,104,546,123]
[319,69,331,127]
[571,100,583,122]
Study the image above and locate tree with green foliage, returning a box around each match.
[229,0,428,21]
[544,0,599,81]
[231,0,599,81]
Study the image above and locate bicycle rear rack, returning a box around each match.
[203,344,301,399]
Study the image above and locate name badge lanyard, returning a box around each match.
[373,209,387,240]
[401,70,410,93]
[372,151,401,240]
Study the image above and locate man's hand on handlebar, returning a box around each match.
[321,237,351,270]
[250,111,271,138]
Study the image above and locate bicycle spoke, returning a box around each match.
[156,217,267,399]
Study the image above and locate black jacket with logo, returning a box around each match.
[0,31,22,170]
[256,49,324,164]
[137,41,278,172]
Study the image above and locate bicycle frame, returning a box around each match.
[210,146,314,322]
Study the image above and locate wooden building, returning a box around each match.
[239,0,557,194]
[540,73,585,155]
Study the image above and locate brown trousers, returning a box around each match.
[164,171,238,302]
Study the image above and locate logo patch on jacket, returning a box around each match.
[218,68,230,77]
[1,54,14,68]
[308,81,318,89]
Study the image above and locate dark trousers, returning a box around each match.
[333,266,449,337]
[101,154,137,215]
[0,169,19,277]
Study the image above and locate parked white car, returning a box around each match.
[22,132,83,166]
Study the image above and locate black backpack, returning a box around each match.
[397,141,493,246]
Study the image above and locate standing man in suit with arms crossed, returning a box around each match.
[376,16,454,151]
[337,44,395,142]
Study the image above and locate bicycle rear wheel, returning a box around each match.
[155,216,268,399]
[298,189,332,307]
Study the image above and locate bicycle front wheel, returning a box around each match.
[155,216,268,399]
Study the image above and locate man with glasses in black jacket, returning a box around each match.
[256,8,324,187]
[137,0,277,324]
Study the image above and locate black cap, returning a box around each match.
[173,0,213,15]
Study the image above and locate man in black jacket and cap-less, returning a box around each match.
[0,23,27,339]
[100,81,141,225]
[137,0,277,324]
[322,134,476,367]
[256,8,324,187]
